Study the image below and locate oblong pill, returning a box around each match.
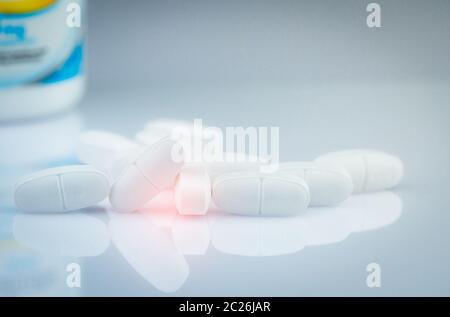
[109,137,184,212]
[174,164,211,215]
[109,165,159,212]
[315,150,403,193]
[14,165,110,213]
[106,148,142,183]
[212,173,310,216]
[279,162,353,206]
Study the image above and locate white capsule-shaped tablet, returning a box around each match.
[212,173,310,216]
[315,150,403,193]
[14,165,110,213]
[109,137,184,212]
[106,148,145,183]
[174,164,211,215]
[278,162,353,206]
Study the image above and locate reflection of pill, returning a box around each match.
[210,214,307,256]
[338,191,403,232]
[212,173,310,216]
[174,164,211,215]
[109,214,189,293]
[13,213,110,256]
[279,162,353,206]
[172,216,211,255]
[110,137,184,212]
[315,150,403,193]
[14,166,110,213]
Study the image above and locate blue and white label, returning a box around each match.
[0,0,84,88]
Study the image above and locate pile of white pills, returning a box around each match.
[14,120,404,216]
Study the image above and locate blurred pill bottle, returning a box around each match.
[0,0,86,121]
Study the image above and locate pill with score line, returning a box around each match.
[14,165,110,213]
[212,172,310,216]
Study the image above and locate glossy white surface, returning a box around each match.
[1,80,449,296]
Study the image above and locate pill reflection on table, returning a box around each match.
[108,213,189,293]
[13,211,110,257]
